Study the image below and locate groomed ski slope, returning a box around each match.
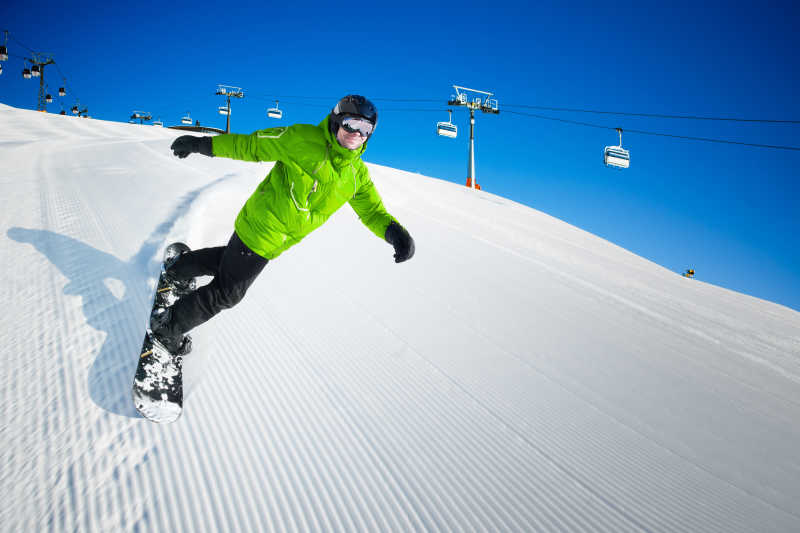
[1,103,799,532]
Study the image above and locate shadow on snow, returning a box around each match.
[7,176,232,418]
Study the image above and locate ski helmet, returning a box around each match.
[329,95,378,140]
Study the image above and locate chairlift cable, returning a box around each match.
[503,104,800,125]
[237,93,796,124]
[6,33,36,54]
[504,110,800,151]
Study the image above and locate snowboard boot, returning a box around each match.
[150,306,192,355]
[163,251,197,297]
[155,251,197,307]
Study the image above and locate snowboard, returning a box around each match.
[132,242,194,423]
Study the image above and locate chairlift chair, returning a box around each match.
[71,105,79,115]
[604,128,630,169]
[46,94,53,104]
[153,119,163,127]
[218,105,229,116]
[0,46,7,61]
[181,113,192,125]
[31,65,40,77]
[59,87,66,97]
[267,100,282,119]
[0,64,3,75]
[22,68,31,79]
[437,109,457,138]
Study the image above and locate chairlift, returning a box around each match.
[181,112,192,125]
[59,87,66,97]
[22,68,31,79]
[0,64,3,75]
[437,109,457,138]
[153,119,163,127]
[45,94,53,104]
[604,128,630,169]
[71,105,79,115]
[0,46,7,61]
[267,100,282,119]
[218,105,229,116]
[31,65,40,77]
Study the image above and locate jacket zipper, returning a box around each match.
[306,180,318,205]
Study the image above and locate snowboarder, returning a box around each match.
[153,95,415,353]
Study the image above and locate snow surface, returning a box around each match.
[1,102,799,532]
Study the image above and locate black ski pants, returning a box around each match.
[167,232,268,335]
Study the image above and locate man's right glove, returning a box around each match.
[170,136,214,159]
[384,221,415,263]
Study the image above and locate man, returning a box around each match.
[152,95,415,353]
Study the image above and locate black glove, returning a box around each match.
[384,221,415,263]
[170,136,214,158]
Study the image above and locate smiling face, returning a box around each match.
[336,126,367,150]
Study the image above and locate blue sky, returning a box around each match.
[2,1,799,311]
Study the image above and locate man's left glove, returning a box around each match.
[170,136,214,159]
[385,221,415,263]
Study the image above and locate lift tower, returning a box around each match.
[216,84,244,133]
[23,52,56,111]
[448,85,499,189]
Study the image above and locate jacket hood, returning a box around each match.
[320,116,367,163]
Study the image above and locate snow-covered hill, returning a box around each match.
[2,103,799,532]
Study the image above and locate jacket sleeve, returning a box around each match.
[348,167,397,239]
[211,126,291,162]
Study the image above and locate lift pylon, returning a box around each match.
[445,85,500,190]
[216,84,244,133]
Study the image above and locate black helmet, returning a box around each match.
[329,94,378,139]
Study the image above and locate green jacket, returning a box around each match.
[211,116,397,259]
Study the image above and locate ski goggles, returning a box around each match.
[340,116,375,138]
